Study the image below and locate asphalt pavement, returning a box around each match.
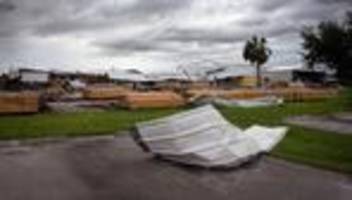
[0,134,351,200]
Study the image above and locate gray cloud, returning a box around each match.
[0,0,192,37]
[99,0,192,19]
[159,28,240,44]
[319,0,352,5]
[0,0,350,72]
[256,1,294,12]
[96,39,164,54]
[0,0,16,12]
[34,0,192,36]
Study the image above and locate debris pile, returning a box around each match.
[121,91,185,109]
[0,92,39,114]
[83,84,129,100]
[187,88,338,103]
[270,87,338,102]
[197,96,284,108]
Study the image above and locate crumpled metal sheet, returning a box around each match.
[193,96,283,108]
[213,96,284,108]
[132,105,287,168]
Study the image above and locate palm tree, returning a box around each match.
[243,36,272,87]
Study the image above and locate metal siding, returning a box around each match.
[134,105,287,167]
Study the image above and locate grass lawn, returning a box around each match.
[219,98,352,174]
[0,89,351,174]
[0,108,181,139]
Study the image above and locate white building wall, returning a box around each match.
[263,70,293,82]
[21,72,49,83]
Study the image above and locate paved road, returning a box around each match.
[0,134,351,200]
[285,114,352,135]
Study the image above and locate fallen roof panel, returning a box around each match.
[132,105,288,168]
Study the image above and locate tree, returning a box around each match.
[301,11,352,85]
[243,36,272,87]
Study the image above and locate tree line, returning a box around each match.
[243,11,352,87]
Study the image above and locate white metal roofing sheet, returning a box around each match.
[133,105,287,168]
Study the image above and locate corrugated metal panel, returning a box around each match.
[133,105,287,168]
[212,96,284,108]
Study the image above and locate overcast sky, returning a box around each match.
[0,0,350,73]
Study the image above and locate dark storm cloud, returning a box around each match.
[95,37,199,55]
[159,28,240,44]
[0,0,193,37]
[91,0,351,69]
[99,0,192,19]
[236,17,268,27]
[158,23,299,46]
[319,0,352,5]
[2,0,349,43]
[34,0,192,36]
[0,0,351,71]
[96,39,162,54]
[0,0,16,12]
[256,0,294,12]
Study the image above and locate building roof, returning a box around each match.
[207,66,255,80]
[109,68,200,82]
[18,68,50,74]
[109,69,150,82]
